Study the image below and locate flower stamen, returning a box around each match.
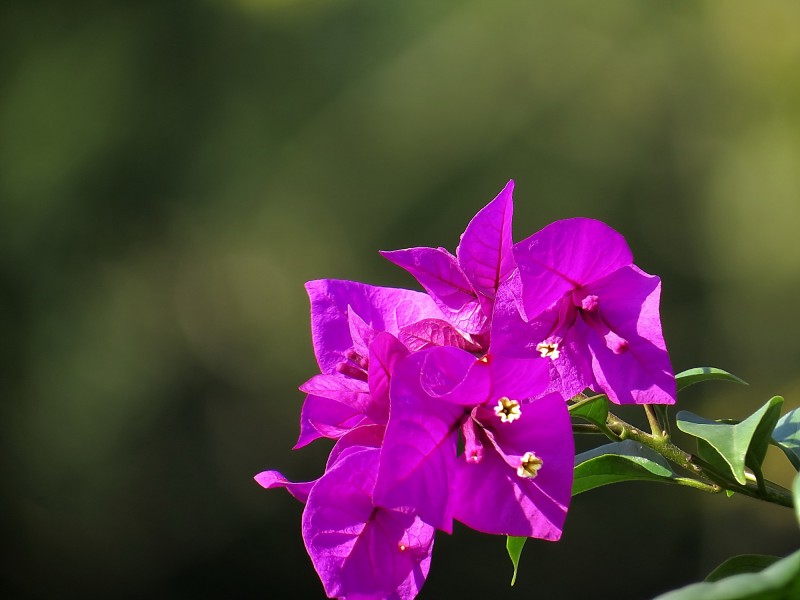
[335,361,369,382]
[461,416,484,464]
[494,397,522,423]
[536,340,560,360]
[517,451,543,479]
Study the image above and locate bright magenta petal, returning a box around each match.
[253,470,315,504]
[398,318,481,352]
[416,334,548,408]
[418,346,487,404]
[583,266,676,404]
[295,394,368,449]
[547,324,596,400]
[490,281,590,400]
[347,306,376,357]
[303,448,434,600]
[513,218,633,320]
[325,425,385,471]
[367,332,409,424]
[453,393,573,538]
[456,180,516,301]
[306,279,442,374]
[483,354,550,404]
[299,374,371,412]
[380,247,485,334]
[375,352,464,532]
[489,273,545,358]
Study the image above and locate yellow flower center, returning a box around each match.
[517,451,543,479]
[494,397,522,423]
[536,341,560,360]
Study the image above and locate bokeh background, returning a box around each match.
[2,1,800,598]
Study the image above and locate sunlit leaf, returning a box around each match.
[695,438,739,487]
[676,397,783,485]
[705,555,782,582]
[772,408,800,471]
[794,473,800,528]
[746,399,784,483]
[506,536,526,586]
[653,549,800,599]
[573,440,678,496]
[675,367,747,393]
[569,394,609,429]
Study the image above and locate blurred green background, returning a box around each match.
[2,1,799,598]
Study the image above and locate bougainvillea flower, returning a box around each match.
[256,426,433,600]
[296,280,443,448]
[304,447,434,600]
[297,330,409,446]
[255,425,385,501]
[451,392,573,539]
[257,425,386,500]
[374,346,573,538]
[380,180,515,338]
[297,374,371,446]
[254,470,316,504]
[499,218,676,405]
[305,279,443,375]
[397,318,482,353]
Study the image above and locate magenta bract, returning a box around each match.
[503,218,676,405]
[256,181,677,600]
[380,180,516,338]
[304,448,434,600]
[374,347,571,538]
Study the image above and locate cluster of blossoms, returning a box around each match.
[256,181,676,599]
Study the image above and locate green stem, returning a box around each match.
[572,423,603,434]
[605,413,706,478]
[690,454,794,508]
[604,411,794,508]
[643,404,665,439]
[672,477,721,494]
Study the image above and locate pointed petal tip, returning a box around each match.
[378,247,415,267]
[291,437,311,450]
[253,470,285,489]
[490,179,515,205]
[378,247,410,257]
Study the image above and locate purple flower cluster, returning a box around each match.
[256,181,676,599]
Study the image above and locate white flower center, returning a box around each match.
[494,397,522,423]
[517,451,543,479]
[536,341,560,360]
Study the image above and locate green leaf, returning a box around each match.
[506,536,526,586]
[794,473,800,528]
[569,394,609,428]
[705,555,782,582]
[676,367,747,393]
[653,549,800,600]
[569,394,620,440]
[573,440,678,496]
[746,399,784,482]
[694,438,738,483]
[676,397,784,485]
[772,408,800,471]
